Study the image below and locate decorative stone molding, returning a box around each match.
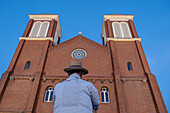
[121,79,126,83]
[109,80,112,83]
[106,38,141,42]
[101,80,104,83]
[30,78,34,82]
[104,15,134,20]
[60,79,63,82]
[142,79,147,83]
[29,14,59,20]
[43,78,47,82]
[10,77,15,81]
[19,37,53,41]
[51,79,55,83]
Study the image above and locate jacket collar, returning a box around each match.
[67,73,81,81]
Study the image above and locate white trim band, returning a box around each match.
[106,38,141,42]
[19,37,53,41]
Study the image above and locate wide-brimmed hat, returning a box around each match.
[64,61,88,75]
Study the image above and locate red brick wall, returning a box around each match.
[34,80,57,113]
[0,80,32,112]
[0,35,167,113]
[122,81,157,112]
[13,40,48,75]
[34,79,118,113]
[44,35,113,76]
[113,41,144,76]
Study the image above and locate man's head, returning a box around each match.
[64,61,88,75]
[67,70,84,78]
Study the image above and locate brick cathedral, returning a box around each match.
[0,14,167,113]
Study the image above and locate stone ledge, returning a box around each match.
[19,37,53,41]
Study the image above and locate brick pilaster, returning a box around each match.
[25,40,50,113]
[135,40,150,73]
[135,40,167,112]
[147,73,168,113]
[47,19,56,37]
[22,19,34,37]
[129,20,138,38]
[106,20,113,38]
[109,41,126,113]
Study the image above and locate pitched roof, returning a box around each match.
[49,35,108,52]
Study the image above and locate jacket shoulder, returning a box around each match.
[80,79,94,86]
[54,81,66,90]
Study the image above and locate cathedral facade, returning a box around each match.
[0,14,167,113]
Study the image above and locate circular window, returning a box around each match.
[71,49,87,60]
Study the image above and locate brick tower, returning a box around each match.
[0,14,167,113]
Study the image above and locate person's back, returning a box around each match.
[53,73,100,113]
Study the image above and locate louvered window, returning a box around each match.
[112,22,132,38]
[29,22,41,37]
[29,21,50,38]
[121,22,132,38]
[112,22,123,38]
[38,22,50,37]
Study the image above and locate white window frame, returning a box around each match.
[119,22,124,38]
[112,22,132,38]
[112,22,123,38]
[37,21,50,37]
[100,88,110,103]
[29,21,50,38]
[29,21,41,37]
[120,22,132,38]
[44,87,54,102]
[36,22,43,37]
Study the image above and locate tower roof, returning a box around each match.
[28,14,62,38]
[101,14,134,37]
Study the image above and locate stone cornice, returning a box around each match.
[29,14,59,19]
[19,37,53,41]
[104,14,134,20]
[106,38,141,42]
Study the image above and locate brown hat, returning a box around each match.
[64,61,88,75]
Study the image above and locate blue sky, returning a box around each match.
[0,0,169,111]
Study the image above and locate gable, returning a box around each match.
[49,35,108,53]
[44,35,112,76]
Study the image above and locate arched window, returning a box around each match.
[112,22,132,38]
[29,21,50,38]
[127,62,133,71]
[29,21,41,37]
[100,87,109,103]
[24,61,31,70]
[112,22,123,38]
[120,22,132,38]
[38,21,50,37]
[44,87,54,102]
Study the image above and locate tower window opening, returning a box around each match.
[29,21,50,38]
[112,22,132,38]
[127,62,133,71]
[100,87,109,103]
[24,61,31,70]
[44,87,54,102]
